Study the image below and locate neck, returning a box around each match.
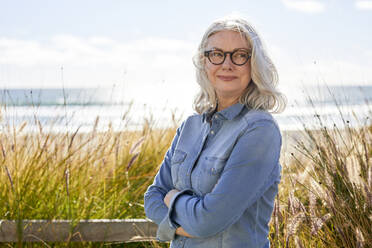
[217,97,239,111]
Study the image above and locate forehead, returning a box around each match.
[206,30,250,50]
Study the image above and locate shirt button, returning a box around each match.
[214,115,218,119]
[210,130,215,135]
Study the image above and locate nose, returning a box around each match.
[221,54,234,69]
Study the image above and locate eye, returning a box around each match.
[233,51,249,59]
[210,51,224,58]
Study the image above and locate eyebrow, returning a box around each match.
[208,47,251,51]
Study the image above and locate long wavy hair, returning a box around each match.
[192,16,287,114]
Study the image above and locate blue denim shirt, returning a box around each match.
[144,103,282,248]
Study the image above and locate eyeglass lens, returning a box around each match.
[207,50,250,65]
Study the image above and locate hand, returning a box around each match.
[176,226,194,238]
[164,189,195,238]
[163,189,180,207]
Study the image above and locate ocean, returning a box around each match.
[0,86,371,133]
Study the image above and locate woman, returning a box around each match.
[144,15,286,248]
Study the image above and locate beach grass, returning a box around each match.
[0,102,371,247]
[271,111,372,247]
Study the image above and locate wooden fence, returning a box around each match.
[0,219,157,242]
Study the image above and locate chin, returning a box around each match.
[216,89,243,97]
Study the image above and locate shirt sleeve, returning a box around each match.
[143,121,184,241]
[167,119,282,238]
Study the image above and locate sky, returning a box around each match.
[0,0,372,107]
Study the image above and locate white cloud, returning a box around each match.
[0,35,200,110]
[281,0,326,13]
[0,35,197,93]
[267,43,372,92]
[355,0,372,10]
[277,58,372,88]
[0,35,196,68]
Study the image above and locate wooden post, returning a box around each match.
[0,219,157,242]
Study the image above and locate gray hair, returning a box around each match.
[192,15,287,114]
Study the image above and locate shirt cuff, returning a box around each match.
[156,189,194,241]
[156,214,177,241]
[168,189,194,227]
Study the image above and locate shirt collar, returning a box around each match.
[202,103,246,122]
[218,103,246,120]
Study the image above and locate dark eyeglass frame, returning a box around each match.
[204,48,252,66]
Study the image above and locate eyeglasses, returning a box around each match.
[204,48,251,66]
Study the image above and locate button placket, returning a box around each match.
[210,115,218,136]
[210,114,223,136]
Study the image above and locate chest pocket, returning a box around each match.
[197,156,227,194]
[170,149,187,188]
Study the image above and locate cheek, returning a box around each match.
[241,64,252,80]
[205,64,216,80]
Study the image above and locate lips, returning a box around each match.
[217,75,238,81]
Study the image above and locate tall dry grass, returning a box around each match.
[0,110,176,247]
[271,109,372,247]
[0,100,371,247]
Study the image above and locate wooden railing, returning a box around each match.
[0,219,157,242]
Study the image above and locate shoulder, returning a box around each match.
[174,112,203,134]
[185,112,202,121]
[180,112,204,126]
[241,109,281,138]
[243,109,278,127]
[242,108,275,123]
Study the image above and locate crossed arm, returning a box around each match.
[144,120,281,240]
[163,189,194,238]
